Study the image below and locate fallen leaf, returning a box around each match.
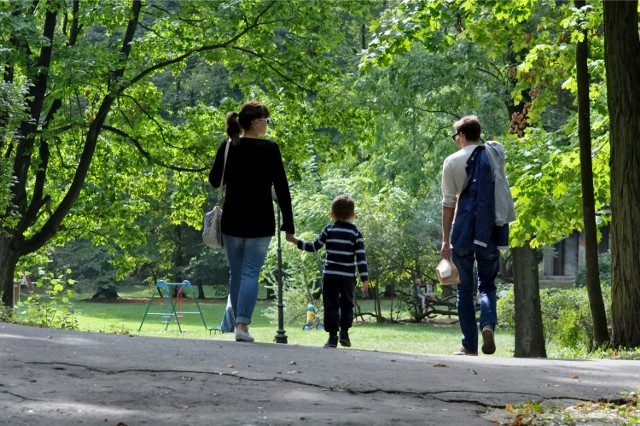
[433,363,449,368]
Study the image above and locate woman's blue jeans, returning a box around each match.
[222,234,272,326]
[452,247,499,353]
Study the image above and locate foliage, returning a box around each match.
[47,239,117,293]
[2,0,629,346]
[263,230,323,327]
[498,285,612,353]
[0,0,380,306]
[0,76,26,232]
[99,322,131,336]
[14,269,78,330]
[575,250,611,288]
[361,0,611,251]
[506,125,610,248]
[493,393,640,425]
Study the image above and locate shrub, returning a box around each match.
[575,250,612,288]
[496,289,515,328]
[263,238,323,327]
[497,286,612,353]
[17,269,78,330]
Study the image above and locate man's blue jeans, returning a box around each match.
[452,247,499,353]
[223,234,272,326]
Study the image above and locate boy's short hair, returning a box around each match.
[331,195,355,221]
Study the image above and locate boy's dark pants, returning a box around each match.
[322,277,355,334]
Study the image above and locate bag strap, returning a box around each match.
[217,139,231,202]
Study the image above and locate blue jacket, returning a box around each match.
[451,146,509,251]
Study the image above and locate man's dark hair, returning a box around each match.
[453,115,481,142]
[331,195,355,221]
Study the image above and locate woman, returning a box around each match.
[209,101,295,342]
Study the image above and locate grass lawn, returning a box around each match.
[42,285,517,357]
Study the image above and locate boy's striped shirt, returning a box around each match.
[297,220,368,282]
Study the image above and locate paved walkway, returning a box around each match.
[1,322,639,425]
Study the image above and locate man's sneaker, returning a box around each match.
[453,346,478,356]
[481,325,496,355]
[235,328,254,342]
[324,334,338,348]
[339,331,351,347]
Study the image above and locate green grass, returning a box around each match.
[13,285,640,360]
[23,285,516,357]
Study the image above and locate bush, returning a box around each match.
[497,286,612,353]
[541,288,595,351]
[16,269,78,330]
[496,289,515,328]
[263,239,323,327]
[575,250,612,288]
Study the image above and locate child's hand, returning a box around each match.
[361,281,369,294]
[285,232,297,244]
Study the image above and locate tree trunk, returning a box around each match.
[512,243,547,358]
[0,237,20,308]
[506,76,546,357]
[603,0,640,349]
[575,0,609,347]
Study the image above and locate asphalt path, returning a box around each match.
[1,322,639,425]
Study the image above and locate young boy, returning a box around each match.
[286,195,369,348]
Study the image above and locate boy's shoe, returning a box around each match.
[324,334,338,348]
[481,325,496,355]
[235,328,254,342]
[339,331,351,347]
[453,346,478,356]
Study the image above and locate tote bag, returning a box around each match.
[203,140,230,248]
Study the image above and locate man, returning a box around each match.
[440,115,515,356]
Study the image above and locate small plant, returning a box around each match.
[101,322,131,335]
[18,268,78,330]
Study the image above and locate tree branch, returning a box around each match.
[231,46,312,93]
[103,125,208,173]
[68,0,81,46]
[24,1,142,254]
[14,5,57,230]
[383,92,461,119]
[22,99,62,229]
[127,1,277,87]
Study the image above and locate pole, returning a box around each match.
[274,206,288,343]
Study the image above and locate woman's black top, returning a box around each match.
[208,137,295,237]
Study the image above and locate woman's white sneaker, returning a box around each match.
[235,329,254,342]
